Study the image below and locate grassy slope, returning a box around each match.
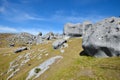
[0,37,120,80]
[0,33,14,48]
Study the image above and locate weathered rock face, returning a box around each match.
[64,23,83,37]
[8,32,35,44]
[82,17,120,57]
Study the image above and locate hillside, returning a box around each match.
[0,36,120,80]
[0,33,15,48]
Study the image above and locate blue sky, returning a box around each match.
[0,0,120,35]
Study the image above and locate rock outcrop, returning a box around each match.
[7,53,31,80]
[82,17,120,57]
[26,56,63,80]
[64,23,83,37]
[8,32,36,45]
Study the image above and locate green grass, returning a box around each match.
[0,37,120,80]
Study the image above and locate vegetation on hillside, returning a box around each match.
[0,35,120,80]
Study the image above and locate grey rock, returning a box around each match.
[14,47,27,53]
[26,56,63,80]
[52,39,67,49]
[8,32,35,45]
[42,32,55,40]
[82,17,120,57]
[64,23,83,37]
[36,32,44,45]
[36,36,44,45]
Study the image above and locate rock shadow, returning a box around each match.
[79,50,89,56]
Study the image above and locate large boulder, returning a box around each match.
[82,17,120,57]
[64,23,83,37]
[52,39,67,49]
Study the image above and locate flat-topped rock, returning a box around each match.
[64,23,83,37]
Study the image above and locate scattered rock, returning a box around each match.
[7,53,32,79]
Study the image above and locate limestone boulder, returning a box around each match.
[64,23,83,37]
[82,17,120,57]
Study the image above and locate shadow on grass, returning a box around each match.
[79,50,89,56]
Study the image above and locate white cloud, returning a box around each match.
[22,13,46,21]
[49,14,105,23]
[5,13,47,22]
[0,25,17,32]
[10,12,105,23]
